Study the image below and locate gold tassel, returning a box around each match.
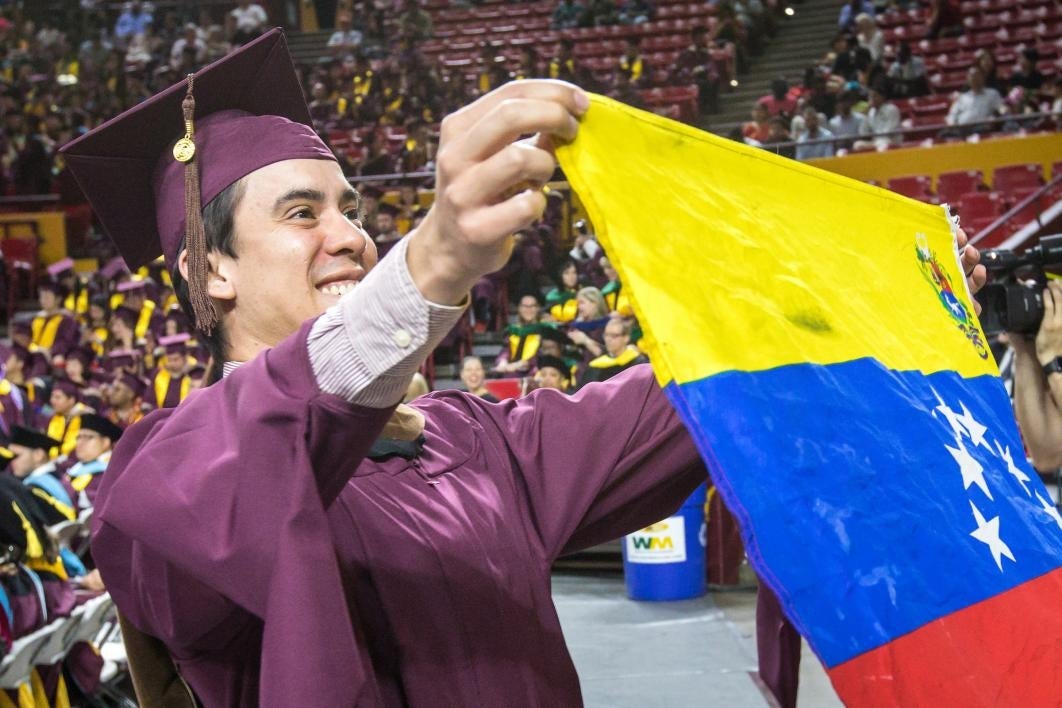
[174,75,218,335]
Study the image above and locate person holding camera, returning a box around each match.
[1005,280,1062,471]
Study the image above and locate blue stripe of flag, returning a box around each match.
[666,358,1062,666]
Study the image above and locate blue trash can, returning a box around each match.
[622,483,707,601]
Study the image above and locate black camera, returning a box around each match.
[976,233,1062,335]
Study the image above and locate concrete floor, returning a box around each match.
[554,573,842,708]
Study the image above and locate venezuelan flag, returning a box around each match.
[557,96,1062,705]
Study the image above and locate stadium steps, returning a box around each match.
[706,0,843,135]
[286,30,335,65]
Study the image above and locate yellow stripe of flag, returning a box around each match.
[556,96,998,386]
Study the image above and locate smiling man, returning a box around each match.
[60,29,988,708]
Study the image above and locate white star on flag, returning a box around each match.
[946,436,993,500]
[995,441,1032,497]
[932,390,966,440]
[1036,492,1062,532]
[969,501,1016,571]
[955,402,990,450]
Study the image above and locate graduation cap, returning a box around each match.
[164,307,190,332]
[52,378,81,400]
[46,257,75,278]
[100,256,130,282]
[106,349,141,372]
[377,202,400,217]
[116,278,147,295]
[538,326,568,346]
[115,372,147,398]
[535,355,570,376]
[65,347,96,369]
[78,413,123,443]
[60,29,335,335]
[159,332,190,354]
[110,306,139,329]
[10,426,61,452]
[38,280,68,299]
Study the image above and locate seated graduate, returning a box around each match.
[544,259,583,323]
[151,333,194,409]
[492,294,548,377]
[7,426,76,527]
[530,354,573,393]
[67,414,123,511]
[64,31,708,707]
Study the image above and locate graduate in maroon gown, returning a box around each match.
[61,31,698,706]
[66,413,122,510]
[151,333,193,409]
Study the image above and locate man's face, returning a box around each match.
[969,68,985,91]
[51,389,75,415]
[561,264,578,289]
[209,159,376,348]
[108,381,133,407]
[9,445,40,477]
[377,212,395,234]
[75,430,110,463]
[164,351,185,374]
[460,358,485,390]
[538,340,561,358]
[536,366,566,391]
[804,109,819,131]
[603,321,629,356]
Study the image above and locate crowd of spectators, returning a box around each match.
[739,0,1060,160]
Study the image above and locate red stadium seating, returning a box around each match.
[887,175,934,201]
[956,191,1005,233]
[936,170,985,205]
[993,163,1044,193]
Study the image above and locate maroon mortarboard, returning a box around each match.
[116,279,147,294]
[116,372,147,398]
[46,257,75,278]
[52,378,80,400]
[38,280,69,298]
[101,256,129,282]
[65,347,95,369]
[159,333,190,354]
[106,349,140,371]
[60,29,335,335]
[164,307,190,332]
[110,306,139,329]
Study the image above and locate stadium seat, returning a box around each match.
[936,170,985,204]
[956,191,1004,233]
[993,163,1044,192]
[887,175,934,201]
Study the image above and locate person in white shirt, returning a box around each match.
[828,92,863,142]
[855,83,901,151]
[795,106,835,161]
[327,14,363,56]
[229,0,268,45]
[171,23,206,69]
[946,66,1003,128]
[855,13,885,63]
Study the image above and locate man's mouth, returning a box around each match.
[317,280,358,296]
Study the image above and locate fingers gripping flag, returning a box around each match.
[556,96,1062,705]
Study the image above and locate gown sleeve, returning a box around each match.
[468,363,707,560]
[91,318,393,706]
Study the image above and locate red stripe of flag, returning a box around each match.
[828,565,1062,706]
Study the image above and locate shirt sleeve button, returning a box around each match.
[393,329,412,348]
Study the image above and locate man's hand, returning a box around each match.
[957,227,987,314]
[408,81,588,305]
[1036,281,1062,367]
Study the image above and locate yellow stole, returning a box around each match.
[46,414,80,458]
[134,300,156,340]
[508,333,541,362]
[109,292,123,310]
[63,290,88,315]
[30,314,64,350]
[549,299,579,323]
[588,346,642,369]
[154,369,190,408]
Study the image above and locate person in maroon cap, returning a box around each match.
[59,28,994,708]
[152,333,193,408]
[114,279,164,341]
[30,281,79,358]
[104,373,147,430]
[107,306,139,353]
[45,379,90,459]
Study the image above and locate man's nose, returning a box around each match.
[322,212,368,259]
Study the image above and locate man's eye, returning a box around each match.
[345,209,363,225]
[291,208,314,219]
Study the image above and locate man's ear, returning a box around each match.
[177,249,236,303]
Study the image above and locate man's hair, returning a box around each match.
[172,178,244,383]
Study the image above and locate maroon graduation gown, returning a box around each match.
[92,319,705,706]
